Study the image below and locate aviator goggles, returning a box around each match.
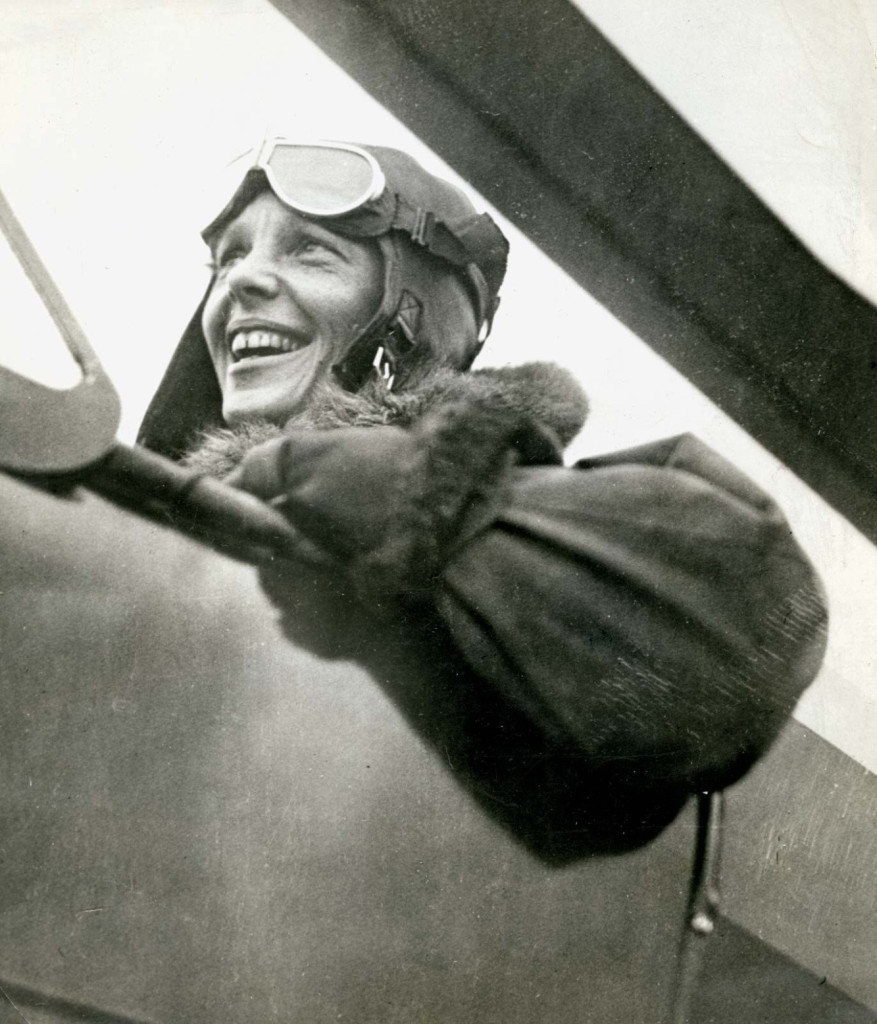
[202,139,508,323]
[217,139,387,220]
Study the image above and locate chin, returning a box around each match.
[219,345,338,426]
[222,384,311,427]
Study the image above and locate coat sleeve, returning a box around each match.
[228,408,827,801]
[435,432,828,794]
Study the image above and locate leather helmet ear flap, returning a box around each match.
[137,288,224,459]
[331,233,400,392]
[139,232,484,459]
[140,145,501,456]
[332,233,480,394]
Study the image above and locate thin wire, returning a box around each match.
[0,981,34,1024]
[0,977,159,1024]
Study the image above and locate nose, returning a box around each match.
[225,247,281,302]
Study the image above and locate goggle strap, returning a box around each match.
[392,200,499,345]
[453,215,509,298]
[393,197,467,266]
[392,197,507,303]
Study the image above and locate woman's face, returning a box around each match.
[202,190,384,425]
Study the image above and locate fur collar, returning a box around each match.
[183,362,588,477]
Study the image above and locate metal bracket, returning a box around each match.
[668,790,726,1023]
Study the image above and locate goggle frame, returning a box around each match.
[251,138,388,219]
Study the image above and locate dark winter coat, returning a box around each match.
[163,361,828,861]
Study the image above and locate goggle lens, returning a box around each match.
[264,143,384,217]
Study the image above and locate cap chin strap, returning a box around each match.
[332,234,407,393]
[332,234,491,394]
[332,289,422,393]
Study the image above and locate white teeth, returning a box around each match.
[230,329,305,358]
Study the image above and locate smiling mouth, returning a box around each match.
[229,328,311,363]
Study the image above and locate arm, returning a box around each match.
[438,433,828,793]
[228,411,827,851]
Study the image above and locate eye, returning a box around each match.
[210,246,246,274]
[295,239,334,261]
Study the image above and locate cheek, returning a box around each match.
[339,268,383,333]
[201,287,228,362]
[312,282,379,343]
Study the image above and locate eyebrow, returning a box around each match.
[212,213,355,256]
[293,220,353,254]
[208,219,242,256]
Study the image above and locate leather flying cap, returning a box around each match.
[139,143,509,458]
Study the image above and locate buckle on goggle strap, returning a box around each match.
[410,208,435,247]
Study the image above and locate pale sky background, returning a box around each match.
[1,0,875,771]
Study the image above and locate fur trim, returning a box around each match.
[182,362,588,476]
[181,419,283,477]
[353,399,565,595]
